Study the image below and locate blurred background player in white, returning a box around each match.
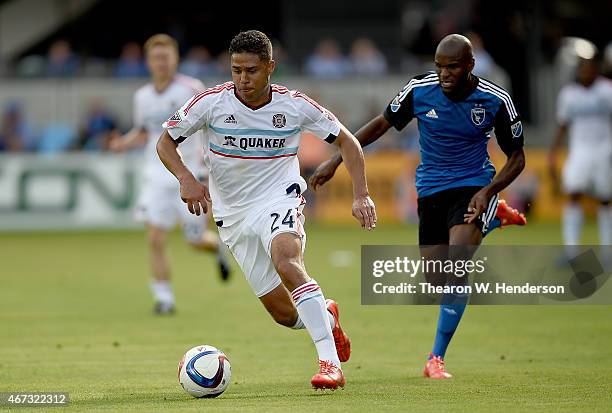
[110,34,230,315]
[157,30,376,390]
[549,56,612,253]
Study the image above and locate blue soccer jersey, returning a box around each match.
[383,72,524,197]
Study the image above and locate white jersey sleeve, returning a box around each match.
[556,87,570,125]
[292,91,341,142]
[133,91,145,130]
[163,90,212,143]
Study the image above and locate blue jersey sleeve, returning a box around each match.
[493,103,524,156]
[383,74,434,131]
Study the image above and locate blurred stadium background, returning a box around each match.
[0,0,610,230]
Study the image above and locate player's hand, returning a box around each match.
[179,174,211,216]
[108,135,124,152]
[309,157,342,191]
[464,189,490,224]
[352,195,377,230]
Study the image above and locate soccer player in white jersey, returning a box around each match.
[549,56,612,251]
[110,34,230,315]
[157,30,377,390]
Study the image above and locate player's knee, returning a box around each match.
[274,258,296,276]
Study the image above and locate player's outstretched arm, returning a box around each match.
[108,128,148,152]
[465,148,526,223]
[547,124,568,196]
[333,124,377,230]
[156,130,211,215]
[309,115,391,190]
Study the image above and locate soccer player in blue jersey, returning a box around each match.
[310,34,526,378]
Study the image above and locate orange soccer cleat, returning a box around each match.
[311,360,346,390]
[423,353,453,379]
[496,199,527,227]
[326,299,351,362]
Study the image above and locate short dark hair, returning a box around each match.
[229,30,273,61]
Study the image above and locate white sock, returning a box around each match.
[291,315,305,330]
[327,311,335,330]
[597,205,611,245]
[217,243,230,266]
[292,312,332,330]
[150,280,175,304]
[291,280,340,367]
[563,204,583,256]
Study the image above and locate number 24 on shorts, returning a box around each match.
[270,209,295,233]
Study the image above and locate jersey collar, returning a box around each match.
[233,85,273,111]
[442,75,479,102]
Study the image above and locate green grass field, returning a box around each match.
[1,221,611,412]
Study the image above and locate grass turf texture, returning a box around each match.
[0,221,610,412]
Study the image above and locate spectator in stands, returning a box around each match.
[349,38,388,76]
[46,40,79,77]
[304,39,351,78]
[0,102,35,152]
[114,42,148,78]
[179,45,218,78]
[215,50,231,76]
[79,99,117,151]
[270,40,295,77]
[38,121,77,154]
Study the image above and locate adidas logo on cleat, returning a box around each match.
[426,109,438,119]
[224,114,237,124]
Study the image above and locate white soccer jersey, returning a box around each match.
[133,74,206,186]
[557,77,612,154]
[163,82,341,225]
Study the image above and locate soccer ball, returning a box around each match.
[178,345,231,398]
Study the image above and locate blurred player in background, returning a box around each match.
[549,56,612,252]
[110,34,230,315]
[157,30,376,390]
[310,34,526,379]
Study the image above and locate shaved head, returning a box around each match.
[436,34,474,63]
[434,34,476,96]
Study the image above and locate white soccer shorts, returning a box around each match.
[562,149,612,200]
[218,194,306,297]
[135,181,208,242]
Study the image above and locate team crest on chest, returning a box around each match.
[272,113,286,128]
[471,106,486,126]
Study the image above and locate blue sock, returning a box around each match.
[483,217,501,237]
[431,292,468,359]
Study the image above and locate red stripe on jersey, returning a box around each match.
[209,148,297,160]
[271,84,289,94]
[184,82,233,115]
[292,91,324,113]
